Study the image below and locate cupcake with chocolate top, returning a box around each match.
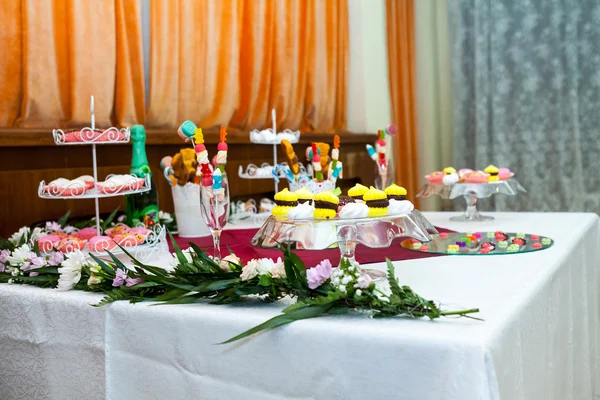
[294,187,314,204]
[272,188,299,217]
[484,165,499,182]
[313,191,339,219]
[363,187,389,217]
[384,184,407,201]
[348,183,369,201]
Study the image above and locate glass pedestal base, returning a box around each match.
[450,205,494,222]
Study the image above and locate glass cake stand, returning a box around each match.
[251,210,438,280]
[417,179,526,222]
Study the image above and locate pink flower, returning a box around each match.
[0,249,10,264]
[29,272,39,277]
[48,252,64,266]
[63,225,76,234]
[125,277,144,287]
[112,268,128,287]
[307,259,333,289]
[46,221,62,232]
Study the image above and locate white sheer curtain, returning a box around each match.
[448,0,600,213]
[415,0,454,211]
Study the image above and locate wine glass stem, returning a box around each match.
[212,229,222,262]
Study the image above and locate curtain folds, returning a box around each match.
[0,0,145,128]
[448,0,600,213]
[385,0,420,206]
[146,0,348,133]
[414,0,453,211]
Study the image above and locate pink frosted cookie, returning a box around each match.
[38,235,61,253]
[87,236,116,252]
[458,169,473,180]
[106,225,130,238]
[63,129,126,143]
[128,178,145,191]
[56,236,87,253]
[425,171,444,184]
[463,171,490,183]
[112,234,138,247]
[44,178,87,196]
[498,168,514,180]
[75,227,98,241]
[75,175,95,190]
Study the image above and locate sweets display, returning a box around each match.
[275,136,343,193]
[274,183,413,221]
[403,231,553,255]
[41,174,146,197]
[365,125,396,188]
[426,165,514,185]
[36,224,152,253]
[53,128,128,144]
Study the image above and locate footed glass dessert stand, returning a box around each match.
[417,179,526,222]
[252,210,438,280]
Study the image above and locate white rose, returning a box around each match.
[87,275,101,286]
[219,254,241,272]
[240,259,260,281]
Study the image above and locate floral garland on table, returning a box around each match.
[0,229,480,343]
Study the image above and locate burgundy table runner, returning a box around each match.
[171,226,454,268]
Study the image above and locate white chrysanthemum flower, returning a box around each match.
[7,244,32,267]
[57,250,88,291]
[9,227,30,245]
[241,259,260,281]
[271,258,286,279]
[30,227,46,241]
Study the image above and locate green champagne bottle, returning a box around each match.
[126,125,159,228]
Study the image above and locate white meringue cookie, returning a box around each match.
[442,173,459,185]
[288,202,315,220]
[388,199,414,215]
[339,202,369,219]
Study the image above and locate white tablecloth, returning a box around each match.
[1,212,599,400]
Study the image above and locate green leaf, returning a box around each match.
[169,232,188,266]
[187,243,222,273]
[154,288,190,301]
[57,210,71,228]
[32,241,41,257]
[220,303,334,344]
[31,267,59,275]
[88,253,116,277]
[106,250,129,271]
[386,258,401,296]
[258,274,273,287]
[101,207,120,231]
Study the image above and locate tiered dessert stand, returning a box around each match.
[417,179,526,222]
[37,96,166,260]
[237,109,301,223]
[252,210,438,280]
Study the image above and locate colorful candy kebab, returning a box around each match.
[193,128,213,187]
[311,142,324,182]
[329,135,341,180]
[216,126,228,172]
[366,124,396,185]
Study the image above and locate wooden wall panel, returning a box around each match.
[0,132,376,237]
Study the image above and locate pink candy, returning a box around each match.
[533,242,542,249]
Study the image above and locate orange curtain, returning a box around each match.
[0,0,145,128]
[147,0,348,133]
[386,0,420,206]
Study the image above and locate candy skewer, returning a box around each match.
[272,108,278,193]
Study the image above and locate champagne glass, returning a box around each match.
[199,172,230,262]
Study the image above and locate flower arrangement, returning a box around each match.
[0,228,479,343]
